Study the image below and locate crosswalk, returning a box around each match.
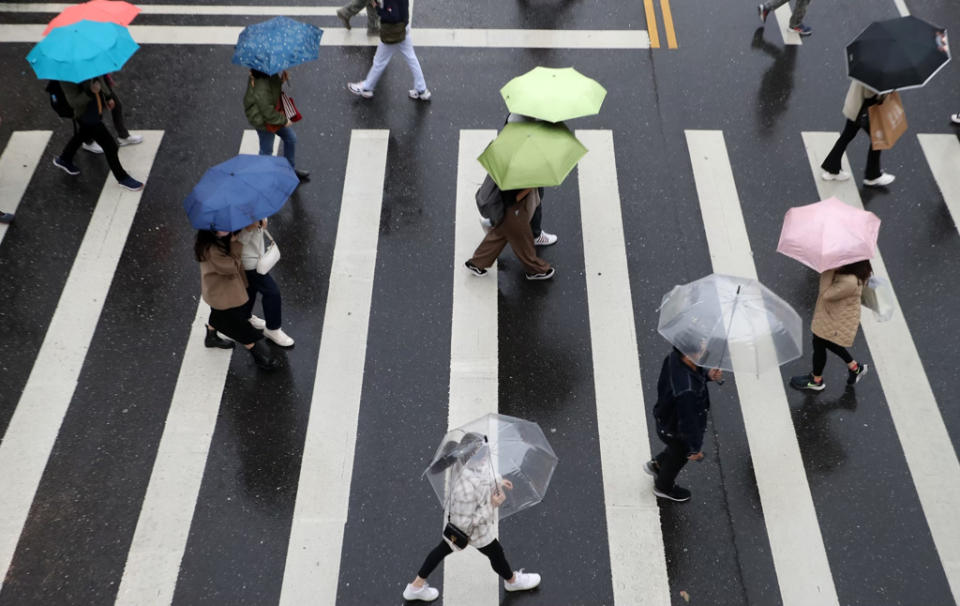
[0,125,959,605]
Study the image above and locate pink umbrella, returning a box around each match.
[43,0,141,36]
[776,197,881,272]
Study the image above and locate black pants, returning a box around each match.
[416,538,512,580]
[812,334,853,376]
[62,122,130,181]
[653,433,689,492]
[821,115,882,180]
[242,270,282,330]
[84,96,130,142]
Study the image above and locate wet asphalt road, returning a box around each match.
[2,0,960,604]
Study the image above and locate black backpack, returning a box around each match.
[475,174,505,228]
[45,81,73,118]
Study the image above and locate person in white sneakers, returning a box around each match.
[820,80,895,188]
[238,218,295,348]
[80,73,143,154]
[347,0,430,101]
[403,434,541,602]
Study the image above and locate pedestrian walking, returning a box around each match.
[346,0,431,101]
[644,347,723,503]
[820,81,896,187]
[757,0,812,36]
[466,188,555,280]
[196,229,282,370]
[790,261,871,392]
[80,74,143,154]
[238,218,295,347]
[403,433,541,602]
[504,113,558,247]
[52,78,144,191]
[243,69,310,182]
[336,0,379,33]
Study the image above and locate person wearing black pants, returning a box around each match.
[415,538,513,582]
[820,81,894,188]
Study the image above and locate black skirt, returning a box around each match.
[209,305,262,344]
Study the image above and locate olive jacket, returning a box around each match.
[811,270,863,347]
[60,77,114,124]
[243,74,286,130]
[200,241,250,310]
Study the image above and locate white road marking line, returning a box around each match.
[916,134,960,233]
[803,131,960,605]
[685,130,839,606]
[0,24,650,49]
[113,130,260,606]
[576,130,670,606]
[278,130,389,606]
[893,0,910,16]
[773,5,802,46]
[0,3,337,15]
[0,131,164,594]
[440,130,501,606]
[0,130,51,246]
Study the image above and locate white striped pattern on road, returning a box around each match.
[0,24,650,49]
[685,130,840,606]
[916,134,960,234]
[113,131,262,606]
[802,131,960,605]
[772,5,802,46]
[576,129,670,606]
[0,131,164,594]
[0,3,337,15]
[278,129,390,606]
[0,130,51,246]
[441,130,501,606]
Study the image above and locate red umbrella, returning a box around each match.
[43,0,141,36]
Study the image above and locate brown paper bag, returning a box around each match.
[869,91,907,151]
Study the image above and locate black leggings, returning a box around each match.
[812,334,853,376]
[416,538,512,580]
[820,113,882,180]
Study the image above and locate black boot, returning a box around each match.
[248,340,282,370]
[205,326,234,349]
[295,168,310,182]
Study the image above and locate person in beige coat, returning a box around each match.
[790,260,872,391]
[820,81,895,187]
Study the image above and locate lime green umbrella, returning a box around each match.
[477,121,588,190]
[500,66,607,123]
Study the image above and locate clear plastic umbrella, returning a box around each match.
[657,273,803,374]
[423,413,558,521]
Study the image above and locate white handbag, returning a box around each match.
[256,228,281,275]
[860,275,894,322]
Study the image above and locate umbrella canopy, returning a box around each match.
[424,413,558,522]
[776,197,881,273]
[847,16,950,93]
[183,155,299,232]
[42,0,141,36]
[658,274,803,374]
[27,20,139,83]
[500,66,607,123]
[477,121,588,190]
[232,16,323,75]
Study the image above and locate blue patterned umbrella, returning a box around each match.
[26,20,139,83]
[231,16,323,75]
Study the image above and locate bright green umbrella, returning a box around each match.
[500,66,607,123]
[477,121,588,190]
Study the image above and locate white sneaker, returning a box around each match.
[264,327,295,347]
[820,170,850,182]
[117,134,144,146]
[533,231,558,246]
[408,88,432,101]
[82,141,104,154]
[951,113,960,124]
[863,172,895,187]
[248,315,266,330]
[504,570,541,592]
[402,582,439,602]
[347,82,374,98]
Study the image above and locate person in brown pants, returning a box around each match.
[465,188,555,280]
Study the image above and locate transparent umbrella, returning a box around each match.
[423,413,558,521]
[657,273,803,374]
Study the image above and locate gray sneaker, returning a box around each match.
[336,8,351,29]
[409,88,432,101]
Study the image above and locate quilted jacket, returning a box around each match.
[811,270,863,347]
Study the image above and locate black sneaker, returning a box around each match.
[758,3,769,23]
[653,484,691,502]
[204,327,235,349]
[789,23,812,36]
[790,373,825,391]
[53,156,80,175]
[643,460,660,477]
[847,362,869,385]
[525,267,555,281]
[465,260,487,276]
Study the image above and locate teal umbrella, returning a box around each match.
[26,20,139,83]
[500,66,607,123]
[477,121,588,190]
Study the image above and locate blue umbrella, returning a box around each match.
[26,20,139,83]
[232,16,323,75]
[183,155,299,232]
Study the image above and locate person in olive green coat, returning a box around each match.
[243,69,309,181]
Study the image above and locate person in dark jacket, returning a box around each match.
[346,0,430,101]
[644,347,722,502]
[80,73,143,154]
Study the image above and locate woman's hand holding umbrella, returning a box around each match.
[491,479,513,507]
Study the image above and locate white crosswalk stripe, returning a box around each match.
[0,131,52,246]
[916,134,960,234]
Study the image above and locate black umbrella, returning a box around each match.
[846,15,950,93]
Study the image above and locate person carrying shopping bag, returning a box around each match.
[820,81,896,187]
[238,218,295,347]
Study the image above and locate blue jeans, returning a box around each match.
[257,127,296,169]
[243,270,282,330]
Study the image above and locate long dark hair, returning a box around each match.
[836,259,873,283]
[250,69,270,80]
[194,230,230,262]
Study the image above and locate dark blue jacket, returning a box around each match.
[653,349,712,455]
[377,0,408,23]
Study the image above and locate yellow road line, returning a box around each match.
[643,0,660,48]
[660,0,678,48]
